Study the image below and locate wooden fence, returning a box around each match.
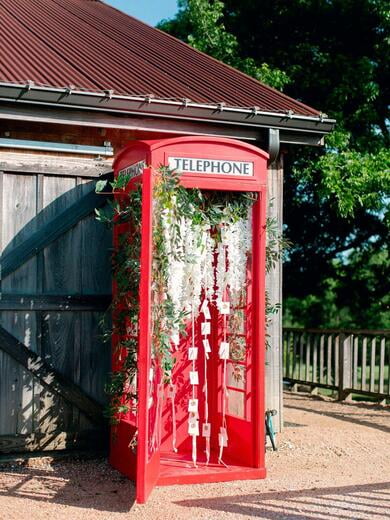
[283,328,390,401]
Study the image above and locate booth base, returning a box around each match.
[157,451,266,486]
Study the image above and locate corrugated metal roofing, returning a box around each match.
[0,0,320,117]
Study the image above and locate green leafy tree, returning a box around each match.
[158,0,289,90]
[160,0,390,328]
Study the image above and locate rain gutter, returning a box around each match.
[0,82,336,137]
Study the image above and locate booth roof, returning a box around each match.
[0,0,322,119]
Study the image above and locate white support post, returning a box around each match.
[265,155,284,432]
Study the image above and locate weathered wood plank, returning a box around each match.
[0,173,38,435]
[319,334,325,384]
[353,336,359,389]
[305,334,311,381]
[0,429,106,453]
[42,176,81,432]
[285,331,291,378]
[80,312,110,406]
[284,327,390,336]
[362,337,367,391]
[370,338,376,392]
[334,334,339,387]
[0,294,111,311]
[378,337,385,394]
[0,151,112,177]
[299,333,304,380]
[34,173,44,434]
[1,188,109,279]
[292,332,298,379]
[327,335,332,385]
[338,334,353,400]
[312,335,318,383]
[0,325,104,426]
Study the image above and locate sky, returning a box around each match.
[105,1,179,27]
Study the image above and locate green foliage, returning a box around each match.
[160,0,390,328]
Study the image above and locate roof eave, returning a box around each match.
[0,81,336,137]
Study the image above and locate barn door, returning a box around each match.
[0,165,111,454]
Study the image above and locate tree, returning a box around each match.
[159,0,390,328]
[158,0,289,90]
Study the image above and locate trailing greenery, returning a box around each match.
[96,175,142,422]
[96,169,266,424]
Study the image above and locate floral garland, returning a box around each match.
[96,168,285,432]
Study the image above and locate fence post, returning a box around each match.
[338,333,353,401]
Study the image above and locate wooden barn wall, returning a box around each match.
[0,154,113,453]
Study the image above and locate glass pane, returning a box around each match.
[229,309,246,335]
[227,389,245,418]
[227,363,246,390]
[229,335,246,361]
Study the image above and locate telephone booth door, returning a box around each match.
[110,137,268,503]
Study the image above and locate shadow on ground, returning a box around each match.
[175,481,390,519]
[0,459,135,513]
[285,393,390,434]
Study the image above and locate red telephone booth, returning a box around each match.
[109,137,268,503]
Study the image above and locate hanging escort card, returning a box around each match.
[188,398,198,413]
[190,371,199,385]
[171,331,180,347]
[202,423,211,438]
[201,299,211,319]
[219,341,230,360]
[188,347,198,360]
[219,301,231,315]
[167,384,176,398]
[201,322,211,336]
[219,426,228,447]
[188,420,199,436]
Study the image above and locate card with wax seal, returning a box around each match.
[201,321,211,336]
[171,331,180,346]
[189,410,199,420]
[188,398,198,412]
[167,384,176,398]
[202,339,211,353]
[218,432,228,447]
[219,341,230,359]
[202,422,211,438]
[149,367,154,382]
[188,347,198,360]
[189,371,199,385]
[201,299,211,319]
[188,420,199,436]
[219,301,230,315]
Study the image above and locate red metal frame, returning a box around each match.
[111,137,268,503]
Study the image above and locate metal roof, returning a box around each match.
[0,0,322,118]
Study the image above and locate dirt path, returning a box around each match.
[0,392,389,520]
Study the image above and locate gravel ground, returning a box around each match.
[0,392,389,520]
